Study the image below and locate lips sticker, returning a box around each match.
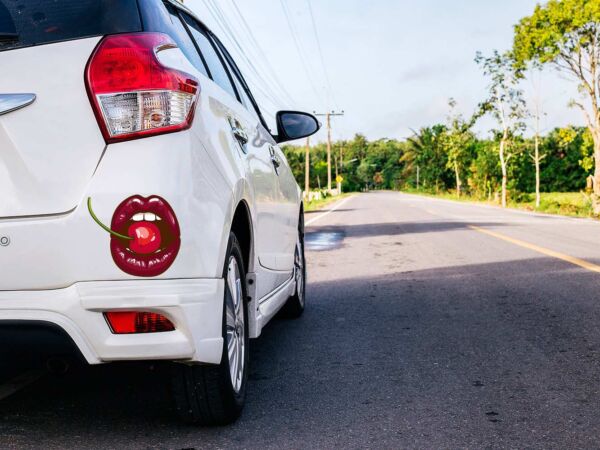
[88,196,181,277]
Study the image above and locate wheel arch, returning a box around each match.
[299,201,305,235]
[230,200,254,274]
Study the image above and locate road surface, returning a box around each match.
[3,191,600,448]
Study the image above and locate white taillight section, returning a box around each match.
[98,90,194,138]
[85,33,199,143]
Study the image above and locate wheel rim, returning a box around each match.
[294,236,305,307]
[225,256,245,393]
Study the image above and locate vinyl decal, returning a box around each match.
[87,196,181,277]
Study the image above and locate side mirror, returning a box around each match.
[275,111,321,143]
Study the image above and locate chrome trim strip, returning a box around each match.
[0,93,36,116]
[0,206,77,222]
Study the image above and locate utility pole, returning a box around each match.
[339,146,344,194]
[334,154,339,179]
[314,110,344,193]
[304,137,310,197]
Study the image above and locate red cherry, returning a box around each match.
[128,221,162,254]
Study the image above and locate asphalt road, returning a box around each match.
[4,191,600,448]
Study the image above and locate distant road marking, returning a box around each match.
[469,225,600,274]
[305,196,356,226]
[0,369,46,401]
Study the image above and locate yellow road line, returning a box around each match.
[469,225,600,274]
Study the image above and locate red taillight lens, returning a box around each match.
[104,311,175,334]
[85,33,199,143]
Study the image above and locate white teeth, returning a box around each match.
[131,212,162,222]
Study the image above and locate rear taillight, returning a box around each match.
[85,33,199,143]
[104,311,175,334]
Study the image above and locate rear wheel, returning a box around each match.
[171,233,249,425]
[281,215,306,318]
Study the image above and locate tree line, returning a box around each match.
[282,127,592,198]
[283,0,600,212]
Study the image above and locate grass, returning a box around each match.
[304,193,353,212]
[510,192,593,217]
[404,188,595,219]
[303,188,595,218]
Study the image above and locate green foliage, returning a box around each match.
[513,0,600,206]
[282,126,593,200]
[468,140,501,198]
[513,0,600,69]
[282,134,406,192]
[281,0,598,217]
[542,127,592,191]
[402,125,450,192]
[439,99,477,192]
[476,50,527,135]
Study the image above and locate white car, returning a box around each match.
[0,0,319,425]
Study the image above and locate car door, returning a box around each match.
[212,39,299,275]
[179,13,293,282]
[268,141,302,270]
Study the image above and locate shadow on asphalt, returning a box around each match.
[2,257,600,447]
[309,221,508,238]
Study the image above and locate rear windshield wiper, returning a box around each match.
[0,32,18,42]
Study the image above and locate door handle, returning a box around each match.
[228,116,248,147]
[271,155,281,168]
[269,146,281,174]
[232,126,248,145]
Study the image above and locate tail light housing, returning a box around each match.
[85,33,199,143]
[105,311,175,334]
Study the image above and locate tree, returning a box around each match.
[513,0,600,212]
[529,70,547,208]
[440,99,477,198]
[469,140,501,199]
[402,125,449,192]
[544,126,592,191]
[476,50,527,207]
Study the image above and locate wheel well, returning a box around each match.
[231,202,252,273]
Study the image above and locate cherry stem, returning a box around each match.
[87,197,133,240]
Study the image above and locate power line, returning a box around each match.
[203,0,285,107]
[201,0,289,109]
[228,0,297,106]
[305,0,338,110]
[210,0,295,107]
[278,0,324,108]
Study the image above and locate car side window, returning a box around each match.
[180,13,238,100]
[214,44,257,118]
[160,6,209,78]
[213,37,269,129]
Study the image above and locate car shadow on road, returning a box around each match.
[309,221,508,238]
[2,257,600,447]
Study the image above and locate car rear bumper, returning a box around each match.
[0,278,224,365]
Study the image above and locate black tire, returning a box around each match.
[281,213,306,318]
[171,233,249,426]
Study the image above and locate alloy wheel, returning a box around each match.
[225,256,245,393]
[294,237,305,308]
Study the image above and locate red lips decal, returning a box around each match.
[88,196,181,277]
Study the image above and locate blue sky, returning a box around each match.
[185,0,583,142]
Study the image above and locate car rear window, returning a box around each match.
[0,0,142,52]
